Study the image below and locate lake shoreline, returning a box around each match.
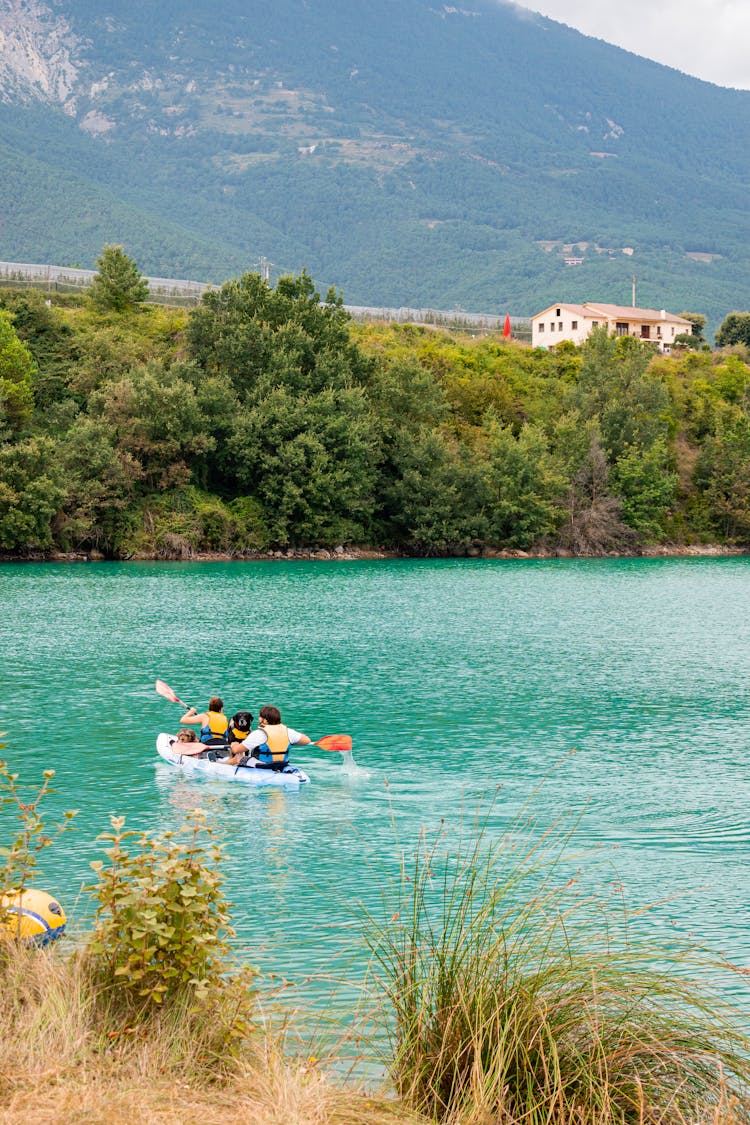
[1,543,747,563]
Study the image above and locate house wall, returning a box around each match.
[531,307,591,348]
[531,307,689,352]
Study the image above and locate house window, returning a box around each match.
[671,327,675,336]
[592,320,599,327]
[615,321,629,336]
[641,325,650,339]
[539,323,545,332]
[657,327,662,338]
[550,323,555,331]
[556,308,561,317]
[571,320,578,330]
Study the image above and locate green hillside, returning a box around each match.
[1,0,750,323]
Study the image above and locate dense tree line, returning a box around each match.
[0,267,748,558]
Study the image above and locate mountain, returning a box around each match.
[1,0,750,326]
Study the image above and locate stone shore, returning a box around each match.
[2,543,746,563]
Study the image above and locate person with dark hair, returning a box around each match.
[179,696,229,746]
[225,704,310,771]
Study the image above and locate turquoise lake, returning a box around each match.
[2,557,750,1012]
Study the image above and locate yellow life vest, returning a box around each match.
[259,724,290,764]
[201,711,229,743]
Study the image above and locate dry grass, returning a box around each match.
[0,944,426,1125]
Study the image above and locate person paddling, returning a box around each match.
[225,705,310,771]
[179,696,229,747]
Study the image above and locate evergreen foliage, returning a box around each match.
[89,245,149,313]
[1,265,749,557]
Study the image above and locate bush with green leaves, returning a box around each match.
[0,309,35,433]
[84,811,254,1026]
[0,435,67,549]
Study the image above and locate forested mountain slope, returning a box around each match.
[1,0,749,322]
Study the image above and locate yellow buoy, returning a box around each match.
[0,889,66,945]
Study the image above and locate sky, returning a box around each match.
[516,0,750,90]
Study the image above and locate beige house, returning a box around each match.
[531,302,693,354]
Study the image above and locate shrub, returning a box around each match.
[83,811,253,1025]
[117,488,271,557]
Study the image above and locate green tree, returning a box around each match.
[572,329,667,455]
[612,438,678,540]
[0,436,65,549]
[89,245,149,313]
[715,312,750,349]
[694,411,750,542]
[0,310,35,432]
[382,429,489,552]
[483,420,565,547]
[678,312,706,342]
[369,355,490,550]
[673,332,708,352]
[187,271,379,544]
[88,361,214,491]
[185,270,369,399]
[57,416,141,551]
[0,289,77,411]
[229,382,378,545]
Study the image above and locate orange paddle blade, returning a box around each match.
[315,734,352,753]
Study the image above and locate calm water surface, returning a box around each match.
[2,558,749,1009]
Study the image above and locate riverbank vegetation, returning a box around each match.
[3,763,750,1125]
[0,269,749,558]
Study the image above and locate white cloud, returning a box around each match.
[513,0,750,89]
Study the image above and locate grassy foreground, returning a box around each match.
[0,944,419,1125]
[2,765,750,1124]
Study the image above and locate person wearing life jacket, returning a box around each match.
[179,697,229,747]
[224,705,310,772]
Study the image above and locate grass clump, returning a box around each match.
[363,807,750,1125]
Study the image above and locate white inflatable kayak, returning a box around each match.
[155,733,310,787]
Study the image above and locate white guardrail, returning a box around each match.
[0,261,531,335]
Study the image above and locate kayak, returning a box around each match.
[155,733,310,787]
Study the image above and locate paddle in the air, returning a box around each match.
[155,679,192,710]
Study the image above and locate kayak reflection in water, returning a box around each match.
[224,705,311,772]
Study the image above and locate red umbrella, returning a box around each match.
[503,314,511,339]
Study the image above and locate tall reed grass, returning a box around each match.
[362,806,750,1125]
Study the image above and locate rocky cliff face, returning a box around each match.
[0,0,82,107]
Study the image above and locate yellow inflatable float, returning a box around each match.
[0,889,66,945]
